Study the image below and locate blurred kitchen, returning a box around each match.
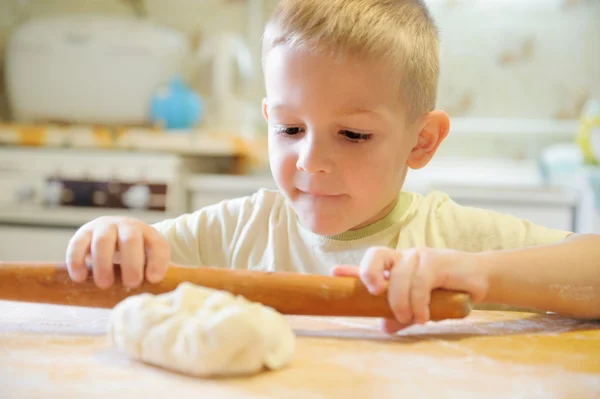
[0,0,598,261]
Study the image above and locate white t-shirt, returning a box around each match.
[152,189,571,275]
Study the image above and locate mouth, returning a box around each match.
[297,189,344,198]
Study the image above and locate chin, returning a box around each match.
[298,215,350,236]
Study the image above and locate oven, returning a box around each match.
[0,147,186,261]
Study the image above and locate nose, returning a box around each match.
[296,133,332,174]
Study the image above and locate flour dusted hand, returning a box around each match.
[108,282,296,377]
[66,216,170,288]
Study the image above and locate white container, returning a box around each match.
[5,15,190,125]
[576,167,600,234]
[538,143,584,189]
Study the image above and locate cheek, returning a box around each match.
[269,141,297,183]
[345,146,406,192]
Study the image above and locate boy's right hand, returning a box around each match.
[66,216,171,289]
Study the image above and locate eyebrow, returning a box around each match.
[270,103,386,119]
[269,104,292,112]
[340,107,383,117]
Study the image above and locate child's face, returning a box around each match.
[262,44,443,236]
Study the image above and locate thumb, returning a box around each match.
[331,265,360,278]
[381,318,411,334]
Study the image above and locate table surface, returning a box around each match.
[1,301,599,399]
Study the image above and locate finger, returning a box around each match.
[410,264,434,324]
[117,224,145,288]
[90,224,118,289]
[143,226,171,284]
[381,318,411,334]
[331,265,360,278]
[359,247,399,295]
[388,255,418,324]
[66,229,92,282]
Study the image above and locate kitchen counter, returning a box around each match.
[0,206,173,228]
[188,157,577,203]
[405,157,580,208]
[0,155,582,263]
[187,157,578,216]
[407,157,544,188]
[1,301,599,398]
[0,124,250,157]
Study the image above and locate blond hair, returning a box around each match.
[262,0,439,123]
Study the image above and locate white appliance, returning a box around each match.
[5,15,190,125]
[0,147,187,262]
[196,32,254,135]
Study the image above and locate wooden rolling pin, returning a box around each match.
[0,262,472,321]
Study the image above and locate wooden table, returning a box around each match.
[1,301,599,398]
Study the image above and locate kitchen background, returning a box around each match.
[0,0,599,261]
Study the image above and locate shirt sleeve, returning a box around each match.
[430,191,573,252]
[150,189,275,267]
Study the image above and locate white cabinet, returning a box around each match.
[187,174,278,210]
[185,174,579,232]
[451,200,574,231]
[433,185,577,232]
[0,225,76,261]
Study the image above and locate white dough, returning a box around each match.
[108,282,296,377]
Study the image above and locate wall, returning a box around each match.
[429,0,600,120]
[0,0,256,124]
[0,0,598,156]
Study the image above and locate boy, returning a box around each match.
[66,0,600,333]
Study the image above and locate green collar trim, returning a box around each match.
[321,192,413,241]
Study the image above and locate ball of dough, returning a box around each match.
[108,282,296,377]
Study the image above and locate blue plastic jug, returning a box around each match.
[150,76,203,130]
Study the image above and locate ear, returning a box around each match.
[261,97,269,122]
[407,110,450,170]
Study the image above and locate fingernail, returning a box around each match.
[147,269,163,283]
[71,269,86,281]
[97,276,113,289]
[368,284,381,295]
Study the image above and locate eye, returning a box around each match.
[340,130,373,143]
[274,126,304,136]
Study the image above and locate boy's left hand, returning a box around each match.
[332,247,489,333]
